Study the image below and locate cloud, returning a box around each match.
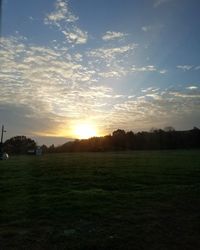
[131,65,166,74]
[170,90,200,99]
[154,0,173,8]
[141,26,152,32]
[44,0,78,24]
[1,36,199,138]
[0,103,63,138]
[159,69,167,74]
[186,86,198,90]
[102,31,128,41]
[44,0,88,44]
[141,24,164,33]
[109,87,200,131]
[195,65,200,70]
[86,44,137,79]
[177,65,200,71]
[145,93,163,100]
[98,71,125,79]
[176,65,193,71]
[0,36,131,137]
[0,38,115,134]
[87,44,137,60]
[62,27,88,44]
[131,65,157,72]
[141,87,160,93]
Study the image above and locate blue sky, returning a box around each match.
[1,0,200,145]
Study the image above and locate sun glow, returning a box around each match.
[74,123,97,139]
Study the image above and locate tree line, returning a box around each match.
[3,127,200,154]
[54,127,200,152]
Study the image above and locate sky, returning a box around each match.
[0,0,200,145]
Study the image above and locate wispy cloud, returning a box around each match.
[109,87,200,131]
[1,33,198,138]
[62,27,88,44]
[87,44,137,61]
[98,70,126,79]
[141,24,164,33]
[186,86,198,90]
[102,31,127,41]
[159,69,167,74]
[0,37,99,134]
[86,44,137,79]
[44,0,78,24]
[141,26,153,32]
[176,65,193,71]
[44,0,88,44]
[195,65,200,70]
[0,36,133,136]
[169,91,200,99]
[154,0,173,8]
[131,65,157,72]
[131,65,167,74]
[141,87,160,93]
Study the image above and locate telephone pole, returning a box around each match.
[0,125,6,155]
[0,125,8,160]
[1,125,6,144]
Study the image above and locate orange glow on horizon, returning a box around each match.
[32,121,103,140]
[73,122,98,139]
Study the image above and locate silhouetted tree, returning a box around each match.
[4,136,36,154]
[41,144,48,153]
[112,129,126,150]
[48,144,55,153]
[164,126,175,132]
[48,127,200,153]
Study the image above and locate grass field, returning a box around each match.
[0,150,200,250]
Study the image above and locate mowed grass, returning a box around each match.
[0,151,200,250]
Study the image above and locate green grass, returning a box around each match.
[0,150,200,249]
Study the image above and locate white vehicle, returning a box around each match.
[0,153,9,160]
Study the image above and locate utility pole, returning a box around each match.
[0,125,8,160]
[0,125,6,154]
[1,125,6,144]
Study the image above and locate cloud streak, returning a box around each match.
[1,31,199,138]
[154,0,173,8]
[102,31,128,41]
[44,0,78,23]
[176,65,193,71]
[44,0,88,44]
[110,87,200,131]
[0,36,132,136]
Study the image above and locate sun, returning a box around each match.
[74,123,97,139]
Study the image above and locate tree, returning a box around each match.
[41,144,48,153]
[48,144,55,153]
[112,129,126,150]
[4,136,36,154]
[164,126,175,132]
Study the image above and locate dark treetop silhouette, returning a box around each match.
[4,127,200,154]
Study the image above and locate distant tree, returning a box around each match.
[112,129,126,150]
[4,136,36,154]
[48,144,55,153]
[124,131,134,149]
[150,127,159,133]
[32,127,200,154]
[112,129,126,137]
[41,144,48,153]
[164,126,175,132]
[192,126,200,131]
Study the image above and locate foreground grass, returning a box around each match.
[0,150,200,249]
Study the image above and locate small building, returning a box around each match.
[27,146,42,156]
[35,146,42,156]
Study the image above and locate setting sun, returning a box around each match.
[74,123,97,139]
